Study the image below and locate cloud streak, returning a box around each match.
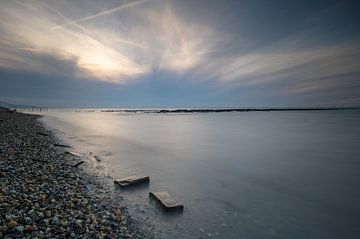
[51,0,151,30]
[0,0,218,83]
[0,0,359,106]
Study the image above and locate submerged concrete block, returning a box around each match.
[149,191,184,211]
[114,175,150,187]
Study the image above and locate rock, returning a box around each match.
[26,225,37,233]
[149,191,184,211]
[43,219,49,226]
[0,226,7,232]
[52,216,60,225]
[7,220,18,229]
[45,210,52,218]
[15,225,24,232]
[24,217,32,224]
[114,175,150,187]
[27,209,34,216]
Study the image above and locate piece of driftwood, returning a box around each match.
[149,191,184,211]
[73,161,84,167]
[36,132,49,136]
[54,143,71,148]
[114,175,150,187]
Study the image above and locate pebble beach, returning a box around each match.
[0,111,151,238]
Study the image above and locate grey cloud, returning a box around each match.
[0,0,359,107]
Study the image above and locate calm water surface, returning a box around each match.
[38,110,360,238]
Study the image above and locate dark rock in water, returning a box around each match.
[149,191,184,211]
[54,143,71,148]
[114,175,150,187]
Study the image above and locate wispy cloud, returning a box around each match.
[0,0,217,83]
[0,0,359,106]
[51,0,151,30]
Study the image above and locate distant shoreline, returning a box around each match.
[100,107,360,114]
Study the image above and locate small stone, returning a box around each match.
[52,216,59,225]
[45,210,51,218]
[7,220,18,229]
[70,232,76,238]
[0,226,7,232]
[15,225,24,232]
[26,225,37,233]
[24,217,32,224]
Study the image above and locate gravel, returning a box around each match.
[0,111,153,238]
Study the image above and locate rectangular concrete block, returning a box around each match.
[114,175,150,187]
[149,191,184,211]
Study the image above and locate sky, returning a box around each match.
[0,0,359,108]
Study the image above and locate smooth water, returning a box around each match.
[38,110,360,238]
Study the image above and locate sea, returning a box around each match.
[35,109,360,238]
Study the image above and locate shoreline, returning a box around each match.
[101,107,360,114]
[0,111,152,238]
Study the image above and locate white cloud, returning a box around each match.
[0,0,359,104]
[0,0,217,83]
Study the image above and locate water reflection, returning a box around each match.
[40,110,360,238]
